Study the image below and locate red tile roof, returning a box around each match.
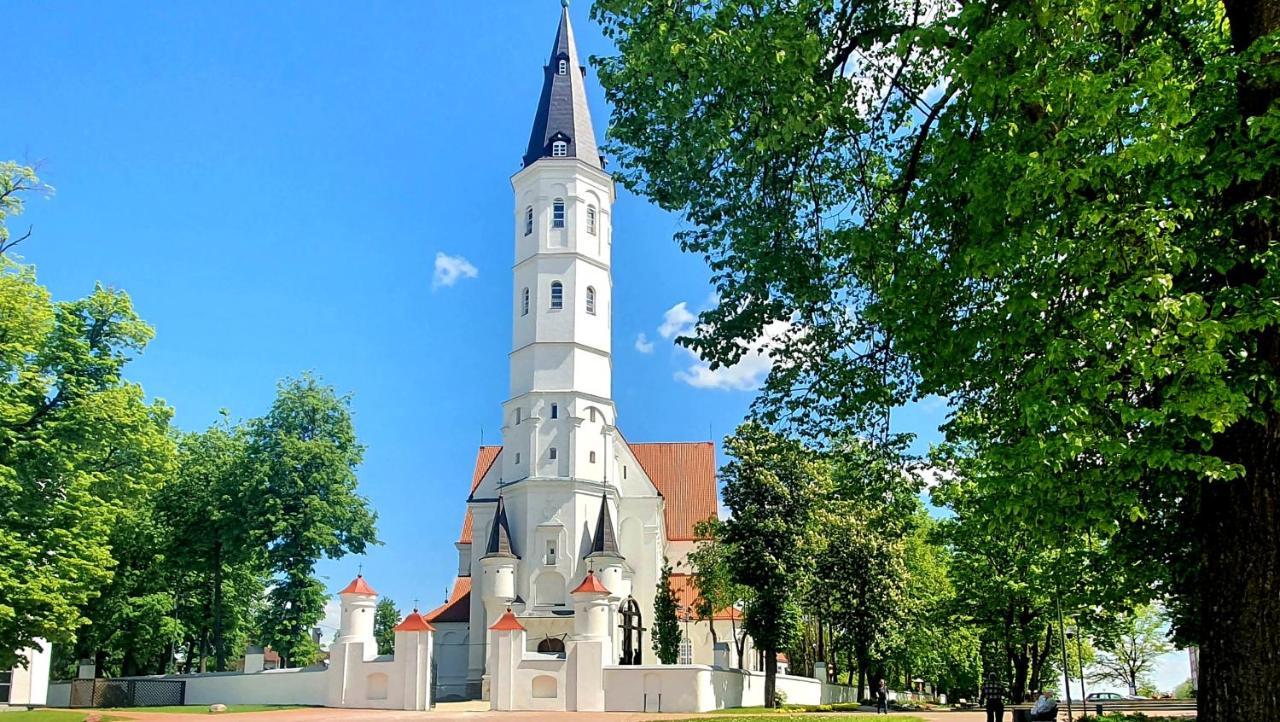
[394,610,436,633]
[571,571,610,595]
[339,575,377,596]
[669,573,742,621]
[458,446,502,544]
[424,577,471,624]
[490,609,526,632]
[628,442,718,541]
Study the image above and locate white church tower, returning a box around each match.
[469,0,632,695]
[503,0,617,489]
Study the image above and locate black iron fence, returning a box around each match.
[69,678,186,708]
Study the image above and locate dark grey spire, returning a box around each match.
[485,496,519,559]
[586,494,622,559]
[522,3,601,169]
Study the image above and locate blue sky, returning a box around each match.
[7,1,1185,692]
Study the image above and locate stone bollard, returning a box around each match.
[209,703,229,713]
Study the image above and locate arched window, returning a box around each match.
[521,287,529,317]
[524,206,533,236]
[537,637,566,656]
[558,58,568,75]
[551,141,568,158]
[550,281,563,309]
[550,403,558,419]
[552,199,566,228]
[589,451,597,463]
[586,286,597,315]
[587,205,597,235]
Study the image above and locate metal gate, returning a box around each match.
[69,678,186,708]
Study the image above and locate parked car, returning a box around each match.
[1086,692,1147,702]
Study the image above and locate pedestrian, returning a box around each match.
[876,678,889,714]
[979,671,1007,722]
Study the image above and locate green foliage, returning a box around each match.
[0,168,175,668]
[1088,605,1175,695]
[653,559,682,664]
[686,517,752,668]
[374,597,400,656]
[245,374,378,666]
[721,423,829,705]
[593,0,1280,715]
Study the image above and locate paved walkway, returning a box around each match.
[109,704,994,722]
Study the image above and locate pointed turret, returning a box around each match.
[586,494,621,559]
[484,496,519,559]
[522,1,601,169]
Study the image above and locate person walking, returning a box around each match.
[979,671,1007,722]
[876,678,889,714]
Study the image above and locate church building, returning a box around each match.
[421,2,746,703]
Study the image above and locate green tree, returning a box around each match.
[245,375,378,667]
[0,166,175,667]
[593,2,1279,716]
[720,423,829,706]
[1089,606,1175,696]
[652,560,681,664]
[155,420,264,672]
[686,518,751,668]
[374,597,400,656]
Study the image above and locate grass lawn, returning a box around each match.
[0,712,124,722]
[103,706,302,715]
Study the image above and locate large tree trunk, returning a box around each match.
[1199,425,1280,721]
[765,648,779,708]
[1200,2,1280,721]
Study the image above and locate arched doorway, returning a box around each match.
[618,596,646,665]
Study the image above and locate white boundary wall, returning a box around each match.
[47,668,327,709]
[602,665,859,713]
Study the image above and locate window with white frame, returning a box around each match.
[589,407,598,422]
[587,205,597,235]
[678,634,693,665]
[552,199,566,227]
[515,452,521,465]
[521,287,530,316]
[515,408,522,425]
[549,447,558,460]
[550,403,558,419]
[552,141,568,158]
[586,286,597,315]
[550,281,564,309]
[525,206,534,235]
[558,58,568,75]
[545,540,557,566]
[623,465,628,479]
[589,451,597,463]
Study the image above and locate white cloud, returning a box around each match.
[674,319,792,391]
[634,332,655,354]
[432,252,478,290]
[658,302,697,340]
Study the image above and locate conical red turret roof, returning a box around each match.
[339,575,376,596]
[489,608,526,632]
[394,609,436,633]
[572,570,610,595]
